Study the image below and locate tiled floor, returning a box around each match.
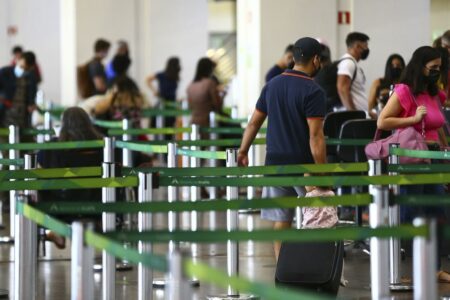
[1,196,450,299]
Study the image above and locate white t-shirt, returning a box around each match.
[337,53,367,112]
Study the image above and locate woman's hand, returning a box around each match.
[414,105,427,123]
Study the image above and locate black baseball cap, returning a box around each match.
[293,37,322,58]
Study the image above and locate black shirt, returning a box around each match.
[265,65,284,83]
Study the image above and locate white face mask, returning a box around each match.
[14,65,25,78]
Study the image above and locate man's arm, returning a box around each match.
[307,118,326,165]
[93,76,107,93]
[337,74,356,110]
[238,109,266,166]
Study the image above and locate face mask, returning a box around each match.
[14,65,24,78]
[361,49,370,60]
[425,69,440,84]
[391,67,402,79]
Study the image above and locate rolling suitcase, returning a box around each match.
[275,240,344,296]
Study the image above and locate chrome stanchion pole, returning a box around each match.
[153,142,179,288]
[138,172,153,300]
[43,111,52,142]
[165,251,192,300]
[14,154,37,300]
[190,125,200,232]
[209,112,218,199]
[368,159,390,299]
[208,149,258,300]
[9,125,19,240]
[181,100,191,201]
[122,119,134,236]
[156,99,164,141]
[71,221,94,300]
[413,218,437,300]
[388,143,412,291]
[102,137,116,300]
[231,106,239,119]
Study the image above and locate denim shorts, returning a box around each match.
[260,186,306,222]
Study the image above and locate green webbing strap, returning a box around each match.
[177,138,265,147]
[200,127,257,134]
[33,194,373,215]
[0,128,9,136]
[176,148,226,160]
[326,138,371,146]
[22,128,55,136]
[184,260,330,300]
[158,173,450,187]
[104,225,428,243]
[388,164,450,173]
[142,109,191,117]
[93,119,123,128]
[393,195,450,206]
[0,140,104,151]
[0,176,138,191]
[115,140,168,154]
[0,167,101,181]
[84,230,168,271]
[214,114,248,124]
[37,107,65,118]
[0,158,24,166]
[390,147,450,160]
[17,201,71,238]
[108,127,192,136]
[124,162,368,177]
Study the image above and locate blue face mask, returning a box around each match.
[14,65,25,78]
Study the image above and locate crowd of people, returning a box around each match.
[1,30,450,285]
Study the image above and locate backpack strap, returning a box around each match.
[338,57,358,84]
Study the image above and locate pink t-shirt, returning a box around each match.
[394,83,446,142]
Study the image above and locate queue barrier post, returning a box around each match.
[71,221,94,300]
[102,137,116,300]
[413,218,437,300]
[165,250,193,300]
[181,101,191,201]
[138,172,153,300]
[43,108,52,142]
[14,154,37,300]
[388,143,412,291]
[190,125,200,231]
[9,125,19,239]
[208,112,218,199]
[208,149,258,299]
[122,119,134,237]
[368,159,390,299]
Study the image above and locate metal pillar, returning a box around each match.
[71,222,94,300]
[102,137,116,300]
[122,119,134,233]
[9,125,19,240]
[208,112,218,199]
[138,172,153,300]
[368,160,390,299]
[164,251,193,300]
[388,143,412,291]
[413,218,437,300]
[207,149,258,300]
[14,154,38,300]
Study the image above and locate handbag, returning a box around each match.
[364,92,430,164]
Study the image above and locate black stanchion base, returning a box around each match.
[0,236,13,244]
[152,278,200,288]
[0,289,8,299]
[389,283,413,291]
[206,294,259,300]
[238,209,260,214]
[93,262,133,272]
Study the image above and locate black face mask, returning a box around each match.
[361,49,370,60]
[391,67,402,79]
[425,69,440,84]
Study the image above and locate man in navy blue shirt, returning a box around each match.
[238,37,327,260]
[265,44,294,83]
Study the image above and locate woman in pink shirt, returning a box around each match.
[378,46,450,282]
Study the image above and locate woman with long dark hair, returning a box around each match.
[37,107,104,248]
[378,46,450,282]
[187,57,222,126]
[368,54,405,118]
